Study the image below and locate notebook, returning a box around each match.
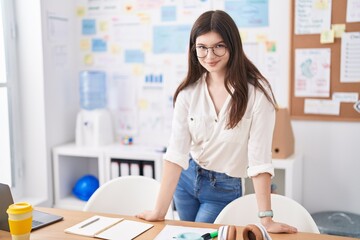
[0,183,63,231]
[65,215,154,239]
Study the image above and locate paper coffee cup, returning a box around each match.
[7,202,33,240]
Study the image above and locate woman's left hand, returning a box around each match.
[261,217,298,233]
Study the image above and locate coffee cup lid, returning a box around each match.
[6,202,33,215]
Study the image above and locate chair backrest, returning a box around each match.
[214,193,319,233]
[83,175,173,219]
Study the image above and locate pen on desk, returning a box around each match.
[80,217,100,228]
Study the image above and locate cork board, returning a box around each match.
[289,0,360,121]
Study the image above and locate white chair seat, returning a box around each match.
[214,193,319,233]
[83,176,173,219]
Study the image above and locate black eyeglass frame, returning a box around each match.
[194,45,228,58]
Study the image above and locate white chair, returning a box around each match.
[83,175,174,219]
[214,193,319,233]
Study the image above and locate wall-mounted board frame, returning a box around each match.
[289,0,360,121]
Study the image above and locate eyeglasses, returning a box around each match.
[195,44,227,58]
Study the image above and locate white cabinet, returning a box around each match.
[52,143,163,210]
[244,153,303,203]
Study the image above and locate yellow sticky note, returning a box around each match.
[320,29,334,44]
[132,65,143,76]
[239,31,248,42]
[84,54,94,65]
[142,41,152,53]
[138,99,149,110]
[314,0,329,9]
[332,24,346,38]
[110,44,121,54]
[76,6,85,17]
[138,12,151,24]
[256,34,267,43]
[80,39,91,51]
[99,21,108,32]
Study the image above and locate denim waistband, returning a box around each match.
[189,158,240,181]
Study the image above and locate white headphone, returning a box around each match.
[218,224,271,240]
[218,225,237,240]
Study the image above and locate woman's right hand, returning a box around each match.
[136,160,182,222]
[136,209,165,222]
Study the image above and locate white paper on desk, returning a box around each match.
[95,220,153,240]
[64,215,123,237]
[154,225,216,240]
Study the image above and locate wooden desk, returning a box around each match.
[0,207,356,240]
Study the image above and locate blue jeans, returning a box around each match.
[174,159,242,223]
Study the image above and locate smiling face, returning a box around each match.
[195,31,230,76]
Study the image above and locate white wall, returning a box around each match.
[16,0,77,206]
[293,121,360,215]
[15,0,47,201]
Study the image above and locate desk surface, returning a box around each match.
[0,207,356,240]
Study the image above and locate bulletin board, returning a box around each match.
[289,0,360,121]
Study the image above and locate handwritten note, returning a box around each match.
[340,32,360,83]
[295,0,332,34]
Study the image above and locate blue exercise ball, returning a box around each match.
[72,175,99,201]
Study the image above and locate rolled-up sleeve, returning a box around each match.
[163,91,192,169]
[247,88,275,178]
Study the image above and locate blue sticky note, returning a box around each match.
[153,25,191,54]
[161,6,177,22]
[125,49,145,63]
[82,19,96,35]
[225,0,269,27]
[92,39,107,52]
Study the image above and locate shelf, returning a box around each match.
[53,143,164,210]
[53,145,106,210]
[53,195,87,210]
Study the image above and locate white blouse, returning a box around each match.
[164,74,275,178]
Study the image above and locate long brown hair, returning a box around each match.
[174,10,277,129]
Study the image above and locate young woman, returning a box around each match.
[137,10,297,233]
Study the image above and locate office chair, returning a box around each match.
[214,193,320,234]
[83,175,174,219]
